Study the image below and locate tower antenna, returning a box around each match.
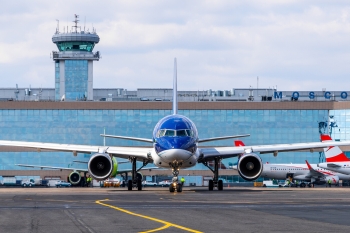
[56,19,59,33]
[84,16,86,31]
[73,14,80,33]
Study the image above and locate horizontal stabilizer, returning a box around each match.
[199,134,250,143]
[327,163,342,168]
[100,134,153,143]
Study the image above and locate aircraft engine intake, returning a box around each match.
[237,153,263,181]
[68,171,81,185]
[88,153,113,180]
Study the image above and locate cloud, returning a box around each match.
[1,1,350,91]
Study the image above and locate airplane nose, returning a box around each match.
[158,149,192,162]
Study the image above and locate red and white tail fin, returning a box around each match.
[321,134,350,162]
[234,140,245,147]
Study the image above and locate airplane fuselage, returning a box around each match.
[318,162,350,175]
[261,163,350,181]
[151,114,199,168]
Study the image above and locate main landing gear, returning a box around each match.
[127,157,148,191]
[169,162,183,193]
[202,157,223,191]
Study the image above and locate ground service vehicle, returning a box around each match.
[55,180,71,187]
[22,179,35,187]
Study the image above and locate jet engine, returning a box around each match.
[68,171,81,185]
[237,153,263,181]
[88,153,117,180]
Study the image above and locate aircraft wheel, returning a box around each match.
[29,184,32,187]
[218,180,223,191]
[208,180,214,191]
[169,184,175,192]
[23,184,27,187]
[300,183,306,188]
[176,183,182,192]
[137,179,142,191]
[127,180,132,191]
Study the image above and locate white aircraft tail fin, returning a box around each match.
[321,134,350,162]
[173,58,178,115]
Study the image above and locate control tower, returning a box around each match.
[52,15,100,101]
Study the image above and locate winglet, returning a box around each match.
[305,160,312,170]
[321,134,350,162]
[173,58,178,115]
[234,140,245,147]
[321,134,332,142]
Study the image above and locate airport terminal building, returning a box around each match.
[0,97,350,181]
[1,16,350,182]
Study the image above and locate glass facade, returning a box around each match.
[329,110,350,141]
[0,109,331,170]
[56,41,95,52]
[55,61,60,100]
[65,60,88,100]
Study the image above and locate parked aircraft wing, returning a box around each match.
[199,140,350,161]
[198,134,250,143]
[15,164,88,172]
[305,160,325,177]
[100,134,153,143]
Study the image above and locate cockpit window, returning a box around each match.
[185,130,193,137]
[177,130,187,136]
[157,129,194,138]
[164,130,175,137]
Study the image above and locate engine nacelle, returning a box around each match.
[324,175,339,185]
[68,171,81,185]
[237,153,263,181]
[88,153,115,181]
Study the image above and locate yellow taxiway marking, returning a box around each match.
[96,199,202,233]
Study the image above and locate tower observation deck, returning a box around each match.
[52,15,100,101]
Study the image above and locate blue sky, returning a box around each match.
[0,1,350,91]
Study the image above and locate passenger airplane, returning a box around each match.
[317,135,350,174]
[1,58,350,192]
[234,140,350,186]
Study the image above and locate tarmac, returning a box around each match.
[0,186,350,233]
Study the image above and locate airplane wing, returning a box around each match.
[305,160,325,177]
[15,164,88,172]
[0,140,152,162]
[199,140,350,161]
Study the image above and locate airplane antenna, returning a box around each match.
[173,58,178,115]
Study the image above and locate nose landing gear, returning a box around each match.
[169,162,183,193]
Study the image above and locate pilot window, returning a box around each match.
[177,130,188,136]
[164,130,175,137]
[157,129,194,137]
